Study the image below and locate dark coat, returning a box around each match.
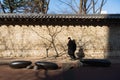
[67,39,76,54]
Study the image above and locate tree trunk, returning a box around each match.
[7,0,14,13]
[79,0,83,14]
[92,0,95,13]
[83,0,87,14]
[44,0,50,14]
[0,2,6,13]
[52,40,59,57]
[99,0,105,13]
[46,48,49,57]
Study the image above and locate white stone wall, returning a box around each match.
[0,25,115,59]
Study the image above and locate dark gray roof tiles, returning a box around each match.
[0,13,120,25]
[0,13,120,19]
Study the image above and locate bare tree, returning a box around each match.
[29,27,63,57]
[49,27,62,57]
[1,0,25,13]
[59,0,107,14]
[25,0,50,14]
[0,0,50,14]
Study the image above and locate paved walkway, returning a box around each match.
[0,57,120,80]
[0,63,120,80]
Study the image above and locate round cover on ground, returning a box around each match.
[35,61,59,70]
[9,60,32,69]
[80,59,111,67]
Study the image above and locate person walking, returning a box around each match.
[67,37,76,60]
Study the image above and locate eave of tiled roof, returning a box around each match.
[0,13,120,25]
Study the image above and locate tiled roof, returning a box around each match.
[0,14,120,19]
[0,14,120,25]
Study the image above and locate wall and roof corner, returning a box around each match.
[0,14,120,58]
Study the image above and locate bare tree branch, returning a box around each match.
[0,1,6,13]
[29,27,51,42]
[59,0,107,14]
[86,0,93,13]
[59,0,78,14]
[99,0,107,13]
[73,0,79,9]
[29,26,63,57]
[45,0,50,14]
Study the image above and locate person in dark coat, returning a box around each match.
[67,37,76,60]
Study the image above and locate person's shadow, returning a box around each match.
[35,70,50,80]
